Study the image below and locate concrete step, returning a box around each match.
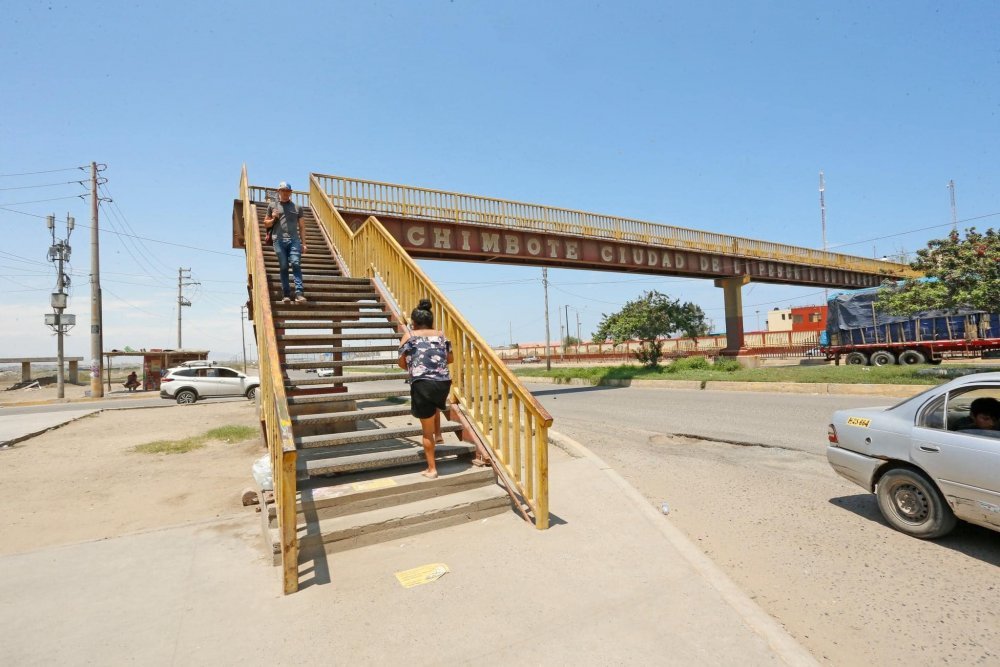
[269,289,378,300]
[269,476,508,560]
[274,460,497,525]
[272,309,392,319]
[281,344,400,355]
[291,404,413,426]
[287,388,411,406]
[297,423,462,449]
[268,300,384,310]
[278,333,401,343]
[274,320,397,330]
[284,358,396,370]
[297,440,477,477]
[287,371,408,386]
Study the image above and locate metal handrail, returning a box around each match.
[240,166,299,594]
[312,173,919,278]
[310,174,553,528]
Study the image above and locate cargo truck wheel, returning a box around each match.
[870,350,896,366]
[876,467,956,539]
[845,352,868,365]
[898,350,926,365]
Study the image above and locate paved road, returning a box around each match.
[527,382,897,454]
[528,382,1000,666]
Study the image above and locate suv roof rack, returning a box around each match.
[179,360,217,368]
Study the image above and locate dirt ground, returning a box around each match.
[0,401,264,555]
[0,380,132,405]
[596,432,1000,666]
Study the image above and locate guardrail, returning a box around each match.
[312,173,918,279]
[310,174,553,528]
[248,185,310,209]
[240,167,299,593]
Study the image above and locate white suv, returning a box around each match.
[159,365,260,404]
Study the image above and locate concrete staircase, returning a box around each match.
[254,204,510,562]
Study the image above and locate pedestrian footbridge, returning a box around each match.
[234,168,915,593]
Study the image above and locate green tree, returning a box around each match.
[878,227,1000,314]
[562,335,581,351]
[592,291,709,367]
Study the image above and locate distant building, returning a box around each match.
[766,305,826,333]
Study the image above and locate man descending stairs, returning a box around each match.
[255,204,511,562]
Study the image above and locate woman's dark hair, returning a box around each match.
[411,298,434,328]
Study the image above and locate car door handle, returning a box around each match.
[918,445,940,453]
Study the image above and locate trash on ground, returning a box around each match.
[395,563,449,588]
[251,455,273,491]
[660,502,670,515]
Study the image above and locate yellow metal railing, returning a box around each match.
[248,185,310,208]
[310,174,553,528]
[313,173,919,279]
[240,167,299,594]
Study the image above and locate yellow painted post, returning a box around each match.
[534,423,549,529]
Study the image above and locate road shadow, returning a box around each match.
[529,385,624,398]
[829,494,1000,566]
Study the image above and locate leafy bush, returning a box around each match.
[712,358,743,372]
[671,355,711,371]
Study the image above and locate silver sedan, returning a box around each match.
[827,372,1000,538]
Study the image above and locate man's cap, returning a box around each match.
[277,181,292,191]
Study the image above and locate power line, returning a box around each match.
[827,211,1000,251]
[0,194,88,207]
[0,165,88,178]
[99,182,177,277]
[0,179,88,191]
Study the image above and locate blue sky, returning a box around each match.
[2,1,998,359]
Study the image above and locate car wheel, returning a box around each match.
[870,350,896,366]
[175,389,197,405]
[898,349,926,365]
[876,467,956,539]
[245,386,258,400]
[845,351,868,365]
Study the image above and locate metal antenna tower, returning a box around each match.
[819,171,828,303]
[948,180,958,232]
[46,213,76,398]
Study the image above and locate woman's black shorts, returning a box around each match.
[410,379,451,419]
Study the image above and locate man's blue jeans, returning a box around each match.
[273,238,304,297]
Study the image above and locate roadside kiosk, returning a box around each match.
[104,349,209,391]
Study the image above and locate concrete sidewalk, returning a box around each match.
[0,409,99,447]
[0,426,816,665]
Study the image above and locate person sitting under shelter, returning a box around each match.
[124,371,140,392]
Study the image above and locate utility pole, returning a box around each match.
[89,162,105,398]
[46,213,76,398]
[948,180,958,232]
[542,268,551,371]
[576,310,581,357]
[563,304,569,361]
[240,304,248,373]
[177,268,199,348]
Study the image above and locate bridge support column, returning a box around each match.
[714,276,751,356]
[21,361,31,382]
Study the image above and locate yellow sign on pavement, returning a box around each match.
[395,563,450,588]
